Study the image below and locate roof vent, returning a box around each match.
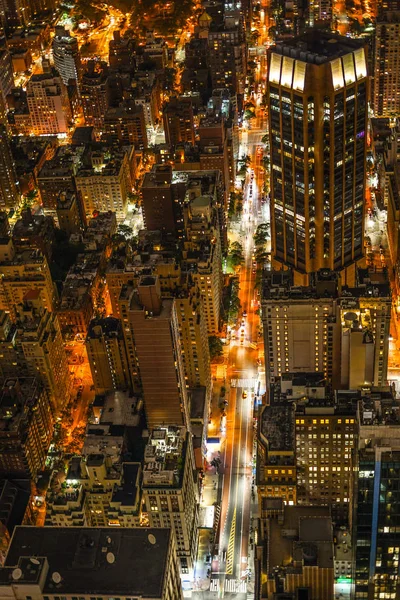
[12,568,22,581]
[52,572,61,584]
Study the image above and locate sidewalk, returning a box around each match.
[191,376,229,594]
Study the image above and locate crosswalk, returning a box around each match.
[210,579,247,593]
[230,378,257,389]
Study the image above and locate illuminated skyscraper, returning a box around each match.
[267,31,368,284]
[373,11,400,117]
[0,125,19,211]
[52,27,82,93]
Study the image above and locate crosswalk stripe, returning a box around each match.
[230,378,257,389]
[225,579,247,593]
[210,578,248,594]
[210,579,218,592]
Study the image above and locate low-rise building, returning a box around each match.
[0,526,183,600]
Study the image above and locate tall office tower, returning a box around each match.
[262,267,390,389]
[141,164,184,235]
[0,125,19,211]
[0,377,53,479]
[14,294,71,414]
[0,238,57,316]
[267,32,368,284]
[26,63,72,135]
[81,60,109,130]
[86,317,131,395]
[119,276,189,429]
[0,527,183,600]
[163,97,195,146]
[52,26,82,93]
[373,11,400,117]
[354,390,400,600]
[142,426,198,576]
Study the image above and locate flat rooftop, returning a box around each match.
[2,526,172,597]
[267,506,333,576]
[261,403,294,452]
[273,30,365,64]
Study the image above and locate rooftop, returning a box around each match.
[143,426,187,487]
[272,30,365,64]
[358,388,400,427]
[2,526,173,597]
[111,462,141,506]
[261,403,294,454]
[266,505,333,576]
[262,268,391,302]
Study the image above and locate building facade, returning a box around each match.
[86,316,131,395]
[52,27,82,93]
[142,426,199,576]
[267,32,368,283]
